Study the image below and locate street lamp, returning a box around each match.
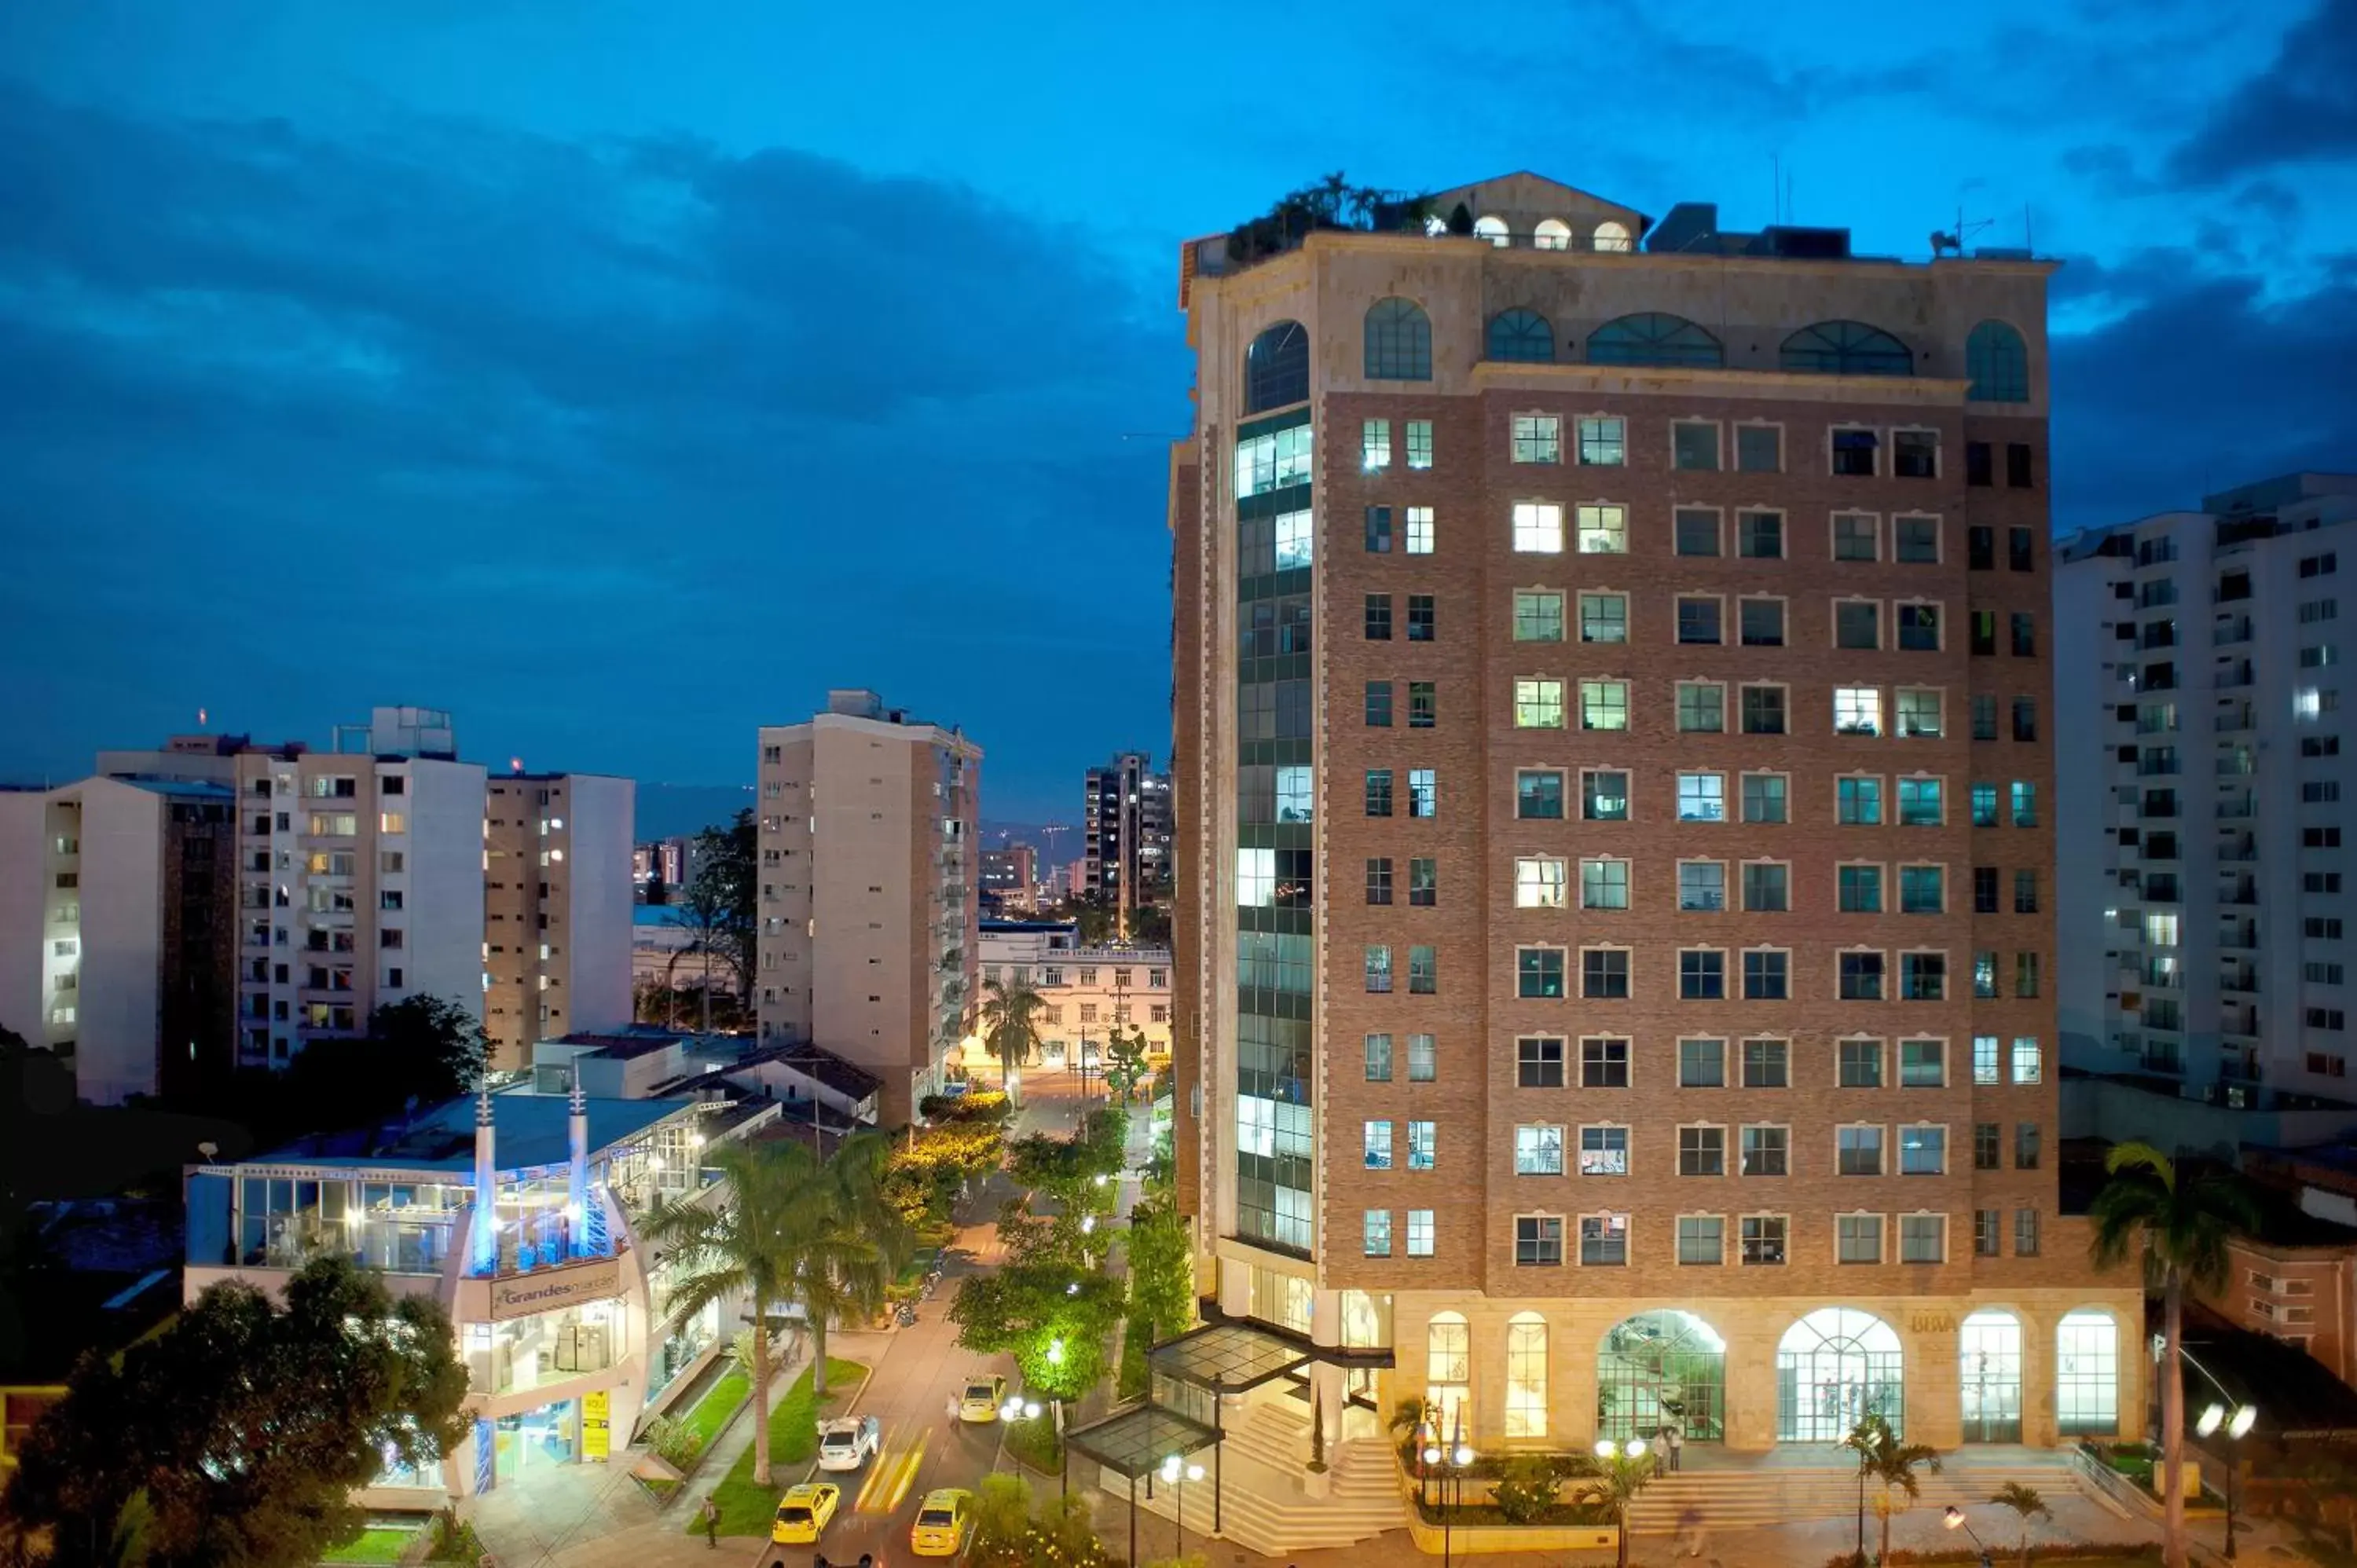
[2197,1400,2260,1560]
[1594,1439,1649,1568]
[1160,1454,1204,1559]
[1942,1506,1994,1568]
[1420,1419,1475,1568]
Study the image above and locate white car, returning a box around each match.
[817,1414,882,1471]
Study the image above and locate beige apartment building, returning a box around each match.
[754,691,981,1123]
[1147,174,2137,1524]
[482,772,636,1068]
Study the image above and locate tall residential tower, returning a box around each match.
[755,690,981,1123]
[1083,751,1173,933]
[1164,175,2134,1493]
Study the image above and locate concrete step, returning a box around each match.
[1628,1458,2082,1533]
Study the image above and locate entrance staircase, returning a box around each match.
[1124,1400,1407,1555]
[1626,1447,2088,1536]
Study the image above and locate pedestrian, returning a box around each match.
[702,1496,719,1548]
[1666,1421,1684,1473]
[946,1392,961,1427]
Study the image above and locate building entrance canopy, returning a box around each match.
[1065,1403,1221,1479]
[1146,1321,1313,1393]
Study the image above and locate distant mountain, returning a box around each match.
[636,783,754,842]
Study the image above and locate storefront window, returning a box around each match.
[647,1298,722,1404]
[238,1175,463,1273]
[464,1300,623,1395]
[493,1400,578,1483]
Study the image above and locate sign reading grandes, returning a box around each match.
[488,1258,624,1321]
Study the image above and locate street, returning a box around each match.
[746,1069,1100,1568]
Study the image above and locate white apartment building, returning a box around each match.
[2058,473,2357,1124]
[0,766,239,1105]
[226,709,487,1071]
[755,690,981,1124]
[484,772,636,1068]
[972,918,1174,1067]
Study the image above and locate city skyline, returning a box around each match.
[4,0,2357,821]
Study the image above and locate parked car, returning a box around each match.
[772,1482,842,1544]
[818,1414,883,1471]
[957,1372,1007,1423]
[909,1489,974,1557]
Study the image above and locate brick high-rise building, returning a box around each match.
[1083,751,1171,933]
[483,771,636,1067]
[756,690,981,1123]
[1160,174,2136,1501]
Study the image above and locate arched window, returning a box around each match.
[1505,1313,1549,1438]
[1365,298,1433,381]
[1599,1309,1726,1442]
[1594,220,1633,254]
[1781,321,1915,376]
[1244,321,1309,415]
[1534,218,1572,252]
[1959,1310,2023,1442]
[2057,1309,2121,1437]
[1967,320,2029,402]
[1473,214,1510,248]
[1427,1311,1471,1431]
[1486,309,1556,364]
[1586,313,1724,369]
[1776,1307,1904,1441]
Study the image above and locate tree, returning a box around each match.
[948,1262,1125,1404]
[1570,1449,1651,1568]
[3,1255,466,1568]
[1127,903,1171,948]
[1102,1028,1148,1105]
[2089,1141,2260,1568]
[979,975,1045,1107]
[786,1130,907,1398]
[1055,889,1119,947]
[682,809,757,1009]
[1124,1197,1195,1345]
[969,1472,1036,1568]
[1844,1412,1941,1568]
[1991,1481,2051,1568]
[277,995,489,1127]
[637,1140,801,1486]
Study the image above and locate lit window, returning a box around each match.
[1516,1124,1565,1175]
[1514,591,1564,642]
[1578,417,1625,466]
[1515,679,1565,729]
[1577,504,1628,554]
[1512,415,1561,463]
[1406,420,1433,468]
[1513,503,1564,553]
[2012,1038,2043,1084]
[1405,507,1435,555]
[1580,859,1629,910]
[1362,419,1391,471]
[1578,1126,1629,1176]
[1677,773,1725,822]
[1581,680,1629,731]
[1580,592,1629,643]
[1835,687,1883,737]
[1516,858,1568,908]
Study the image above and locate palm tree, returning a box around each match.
[1990,1481,2051,1568]
[1844,1412,1941,1567]
[2089,1141,2260,1568]
[979,975,1045,1107]
[638,1140,802,1485]
[786,1130,907,1398]
[1578,1448,1659,1568]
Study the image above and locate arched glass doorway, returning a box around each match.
[1777,1307,1903,1442]
[2057,1310,2121,1437]
[1598,1310,1726,1443]
[1959,1310,2024,1442]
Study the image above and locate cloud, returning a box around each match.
[2168,0,2357,183]
[0,79,1188,812]
[2051,251,2357,526]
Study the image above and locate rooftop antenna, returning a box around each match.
[1771,153,1780,225]
[1930,205,1994,259]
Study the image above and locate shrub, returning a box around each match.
[1490,1455,1563,1524]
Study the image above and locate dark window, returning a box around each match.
[2006,442,2035,488]
[2011,612,2036,657]
[1409,681,1435,729]
[1516,770,1564,820]
[1736,426,1782,473]
[1832,430,1879,477]
[1966,321,2029,401]
[1406,595,1435,642]
[1365,858,1393,905]
[2009,526,2036,572]
[1365,680,1392,727]
[1679,597,1723,645]
[1782,321,1914,376]
[1739,511,1783,559]
[1582,1037,1631,1086]
[1841,952,1886,1001]
[1486,308,1555,364]
[1742,686,1787,735]
[1966,441,1993,487]
[1743,951,1789,1000]
[1741,599,1786,647]
[1970,610,1997,656]
[1893,430,1938,478]
[1895,517,1940,562]
[2012,698,2037,742]
[1897,603,1940,651]
[2014,869,2039,914]
[1244,321,1309,413]
[1974,867,2000,914]
[1519,948,1565,998]
[1673,423,1722,471]
[1364,298,1432,380]
[1676,509,1721,557]
[1582,771,1629,822]
[1837,601,1880,650]
[1681,950,1725,1000]
[1518,1038,1566,1088]
[1365,594,1392,640]
[1365,770,1394,817]
[1365,506,1392,553]
[1409,858,1436,907]
[1583,951,1630,999]
[1586,312,1723,368]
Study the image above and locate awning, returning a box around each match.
[1065,1401,1222,1479]
[1146,1321,1314,1394]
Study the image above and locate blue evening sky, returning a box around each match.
[2,0,2354,820]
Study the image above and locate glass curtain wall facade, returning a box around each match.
[1233,407,1317,1254]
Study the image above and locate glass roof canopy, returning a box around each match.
[1064,1403,1220,1479]
[1146,1321,1314,1393]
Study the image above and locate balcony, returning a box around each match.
[2140,1050,2187,1075]
[2214,617,2254,647]
[2217,663,2256,690]
[2221,1007,2262,1039]
[2220,923,2260,951]
[2219,837,2258,863]
[2217,799,2256,819]
[2221,969,2261,995]
[2215,707,2255,733]
[2138,758,2182,777]
[2220,882,2260,907]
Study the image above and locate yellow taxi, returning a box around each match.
[772,1482,842,1544]
[910,1488,973,1557]
[956,1373,1006,1423]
